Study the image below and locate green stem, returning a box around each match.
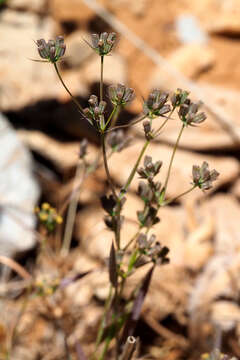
[109,105,121,130]
[162,123,185,198]
[95,285,113,350]
[107,114,147,133]
[101,133,118,201]
[120,140,150,198]
[99,336,111,360]
[104,105,118,130]
[53,62,83,113]
[163,185,196,206]
[100,56,104,102]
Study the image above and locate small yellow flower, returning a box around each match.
[56,215,63,224]
[39,212,48,221]
[42,202,50,210]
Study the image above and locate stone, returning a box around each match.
[206,14,240,36]
[175,15,208,45]
[188,195,240,330]
[49,0,94,24]
[150,44,215,89]
[0,113,39,258]
[8,0,46,12]
[0,10,59,110]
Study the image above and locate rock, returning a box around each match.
[0,113,39,258]
[75,193,142,259]
[206,14,240,36]
[175,15,208,45]
[83,53,127,86]
[49,0,94,24]
[8,0,46,12]
[64,31,93,68]
[188,195,240,331]
[0,9,60,110]
[150,44,215,89]
[107,140,239,200]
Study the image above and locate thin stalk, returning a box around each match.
[109,105,121,130]
[95,285,113,350]
[104,105,118,130]
[163,185,196,206]
[99,336,111,360]
[120,140,150,198]
[54,62,84,113]
[100,55,104,102]
[107,114,147,133]
[123,229,141,252]
[162,123,185,197]
[101,133,118,201]
[153,109,175,138]
[61,159,86,256]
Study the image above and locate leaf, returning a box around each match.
[60,270,92,288]
[75,341,88,360]
[109,242,118,288]
[119,265,155,346]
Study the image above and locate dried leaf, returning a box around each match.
[109,242,118,288]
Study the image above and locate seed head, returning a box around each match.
[36,36,66,63]
[89,32,116,56]
[108,84,135,106]
[192,161,219,190]
[143,90,171,119]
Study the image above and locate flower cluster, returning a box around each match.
[171,88,190,108]
[143,90,171,119]
[83,95,107,130]
[35,202,63,232]
[192,161,219,190]
[137,233,170,265]
[178,99,207,126]
[90,32,116,56]
[108,84,135,106]
[137,156,164,227]
[36,36,66,63]
[101,195,126,232]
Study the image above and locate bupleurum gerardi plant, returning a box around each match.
[34,32,219,360]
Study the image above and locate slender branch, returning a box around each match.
[101,133,118,200]
[104,105,118,130]
[95,285,113,351]
[163,185,196,206]
[120,140,149,198]
[162,123,185,198]
[107,114,147,133]
[53,62,84,113]
[100,55,104,102]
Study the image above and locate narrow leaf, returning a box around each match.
[60,270,92,288]
[109,242,118,288]
[76,341,88,360]
[120,265,155,346]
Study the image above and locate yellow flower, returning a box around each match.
[42,202,50,210]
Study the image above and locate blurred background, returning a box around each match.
[1,0,240,359]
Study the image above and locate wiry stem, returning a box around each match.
[163,185,196,206]
[162,123,185,198]
[101,133,118,201]
[54,62,84,113]
[100,55,104,102]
